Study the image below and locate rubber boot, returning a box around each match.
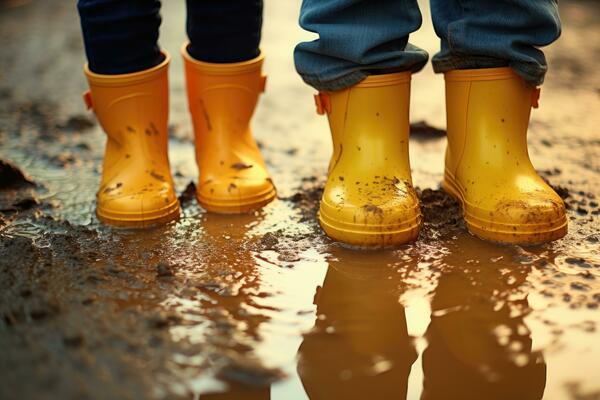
[315,72,422,248]
[83,52,180,227]
[182,44,276,214]
[443,67,567,244]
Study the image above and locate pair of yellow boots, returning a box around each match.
[84,48,567,246]
[318,68,567,247]
[84,46,276,225]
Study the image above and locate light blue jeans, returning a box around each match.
[294,0,561,91]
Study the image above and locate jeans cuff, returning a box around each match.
[299,70,370,92]
[432,54,546,86]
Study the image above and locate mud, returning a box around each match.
[0,159,42,212]
[410,122,447,141]
[1,0,599,399]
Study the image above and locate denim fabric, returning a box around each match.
[186,0,263,64]
[294,0,429,92]
[431,0,561,86]
[78,0,263,75]
[295,0,561,90]
[78,0,163,75]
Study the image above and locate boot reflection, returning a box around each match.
[297,247,417,400]
[422,234,546,400]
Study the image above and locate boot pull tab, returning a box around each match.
[531,87,541,109]
[83,90,93,110]
[260,75,267,93]
[314,92,331,115]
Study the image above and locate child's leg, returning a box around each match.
[430,0,561,86]
[77,0,162,74]
[294,0,429,92]
[181,0,276,214]
[185,0,262,63]
[432,0,567,244]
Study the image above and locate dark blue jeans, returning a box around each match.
[78,0,263,75]
[295,0,561,90]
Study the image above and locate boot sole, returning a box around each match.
[443,170,567,245]
[97,199,181,229]
[197,187,277,214]
[318,205,422,249]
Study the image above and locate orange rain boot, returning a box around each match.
[84,52,180,227]
[315,72,422,248]
[443,67,567,244]
[182,44,276,214]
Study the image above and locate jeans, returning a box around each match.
[295,0,561,91]
[78,0,263,75]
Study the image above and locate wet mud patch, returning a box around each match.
[0,213,289,399]
[55,114,95,132]
[410,121,446,141]
[0,159,36,188]
[281,175,325,226]
[0,159,44,213]
[417,188,462,240]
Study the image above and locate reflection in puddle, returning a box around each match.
[285,236,547,400]
[297,249,417,400]
[421,237,546,400]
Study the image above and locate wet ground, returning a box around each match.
[0,1,599,399]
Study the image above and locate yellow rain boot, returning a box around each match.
[315,72,422,248]
[83,52,180,227]
[443,67,567,244]
[182,44,276,214]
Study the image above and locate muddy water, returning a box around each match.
[1,0,599,399]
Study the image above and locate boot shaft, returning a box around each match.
[444,67,538,178]
[182,43,266,144]
[84,53,171,175]
[319,72,413,180]
[84,53,170,151]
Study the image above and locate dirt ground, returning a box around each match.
[0,1,599,399]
